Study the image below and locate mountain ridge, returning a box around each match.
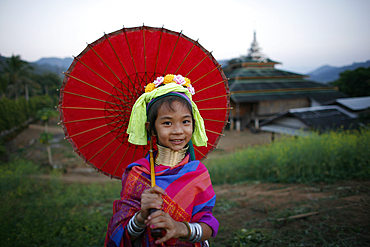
[2,55,369,84]
[307,60,370,83]
[36,57,73,70]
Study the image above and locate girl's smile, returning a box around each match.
[154,101,193,151]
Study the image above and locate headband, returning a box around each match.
[126,81,207,147]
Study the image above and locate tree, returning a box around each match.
[332,67,370,97]
[3,55,39,100]
[0,73,9,98]
[36,108,59,166]
[33,72,62,96]
[36,107,58,132]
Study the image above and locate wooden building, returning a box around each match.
[224,32,346,131]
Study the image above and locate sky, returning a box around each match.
[0,0,369,74]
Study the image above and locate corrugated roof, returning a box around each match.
[291,108,358,131]
[260,105,360,135]
[329,96,370,111]
[260,124,311,136]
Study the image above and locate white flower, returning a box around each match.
[187,84,195,95]
[173,74,186,85]
[153,76,164,87]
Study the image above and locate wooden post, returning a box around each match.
[236,102,240,132]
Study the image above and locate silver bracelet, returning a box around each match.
[188,223,203,243]
[127,212,145,237]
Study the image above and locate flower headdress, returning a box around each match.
[127,77,207,147]
[145,74,195,95]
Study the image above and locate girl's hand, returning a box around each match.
[145,210,188,244]
[136,186,166,225]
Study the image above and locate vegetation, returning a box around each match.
[1,55,39,100]
[1,54,369,246]
[205,128,370,185]
[0,55,62,152]
[32,72,62,97]
[331,66,370,97]
[0,55,62,100]
[1,127,369,246]
[0,95,54,134]
[36,108,59,165]
[0,159,121,247]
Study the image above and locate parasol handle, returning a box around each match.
[149,137,165,239]
[149,138,156,187]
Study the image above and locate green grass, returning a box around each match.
[205,128,370,184]
[0,159,121,247]
[2,128,370,246]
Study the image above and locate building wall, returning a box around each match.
[257,98,310,116]
[230,101,252,118]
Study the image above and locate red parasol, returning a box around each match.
[58,26,230,179]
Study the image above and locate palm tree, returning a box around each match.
[34,72,62,96]
[3,55,39,101]
[0,73,9,98]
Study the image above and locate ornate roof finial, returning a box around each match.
[247,31,267,63]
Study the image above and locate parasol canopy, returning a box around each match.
[59,26,230,179]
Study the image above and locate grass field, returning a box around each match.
[1,128,370,246]
[0,159,121,246]
[205,128,370,184]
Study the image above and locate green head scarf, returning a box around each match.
[126,83,208,147]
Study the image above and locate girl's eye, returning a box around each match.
[183,120,191,124]
[163,121,172,126]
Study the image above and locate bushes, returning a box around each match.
[0,95,54,134]
[205,128,370,184]
[0,159,121,247]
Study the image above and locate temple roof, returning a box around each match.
[225,68,304,82]
[225,31,346,104]
[231,90,347,104]
[230,80,331,91]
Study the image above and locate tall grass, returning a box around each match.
[205,128,370,184]
[0,158,121,246]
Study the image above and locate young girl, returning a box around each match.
[105,75,218,247]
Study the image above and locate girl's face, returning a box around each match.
[154,100,193,151]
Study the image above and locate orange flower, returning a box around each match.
[184,77,191,87]
[145,83,155,93]
[163,74,175,84]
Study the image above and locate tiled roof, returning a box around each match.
[231,90,346,104]
[225,68,303,79]
[225,62,346,104]
[230,80,330,91]
[227,57,280,65]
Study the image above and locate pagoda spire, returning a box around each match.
[247,31,267,62]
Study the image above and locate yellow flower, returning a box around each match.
[145,83,155,93]
[184,77,191,86]
[163,74,175,84]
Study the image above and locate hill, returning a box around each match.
[0,55,73,79]
[308,60,370,84]
[35,57,73,71]
[33,57,73,77]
